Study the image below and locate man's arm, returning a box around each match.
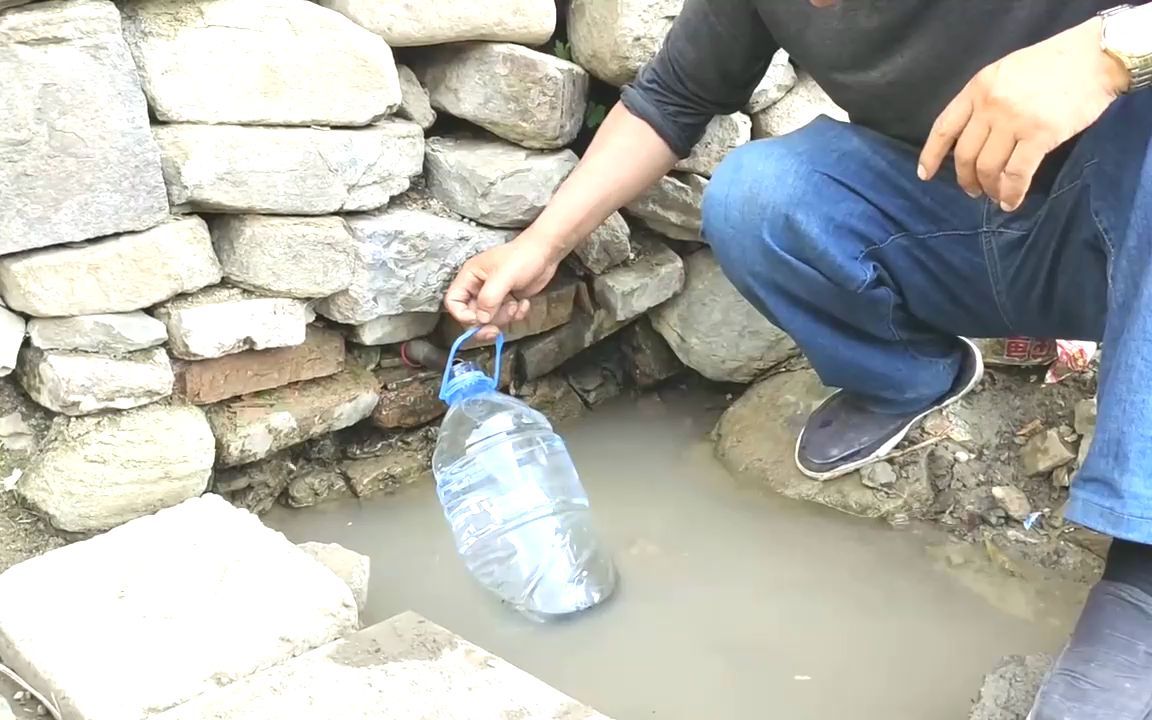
[445,0,777,331]
[621,0,778,159]
[530,0,778,262]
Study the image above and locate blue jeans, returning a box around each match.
[702,91,1152,544]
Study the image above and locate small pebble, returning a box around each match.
[955,450,972,463]
[36,705,46,717]
[861,461,897,489]
[992,484,1033,522]
[13,692,25,702]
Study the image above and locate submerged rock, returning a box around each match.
[714,368,933,520]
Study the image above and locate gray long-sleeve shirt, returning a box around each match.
[622,0,1134,158]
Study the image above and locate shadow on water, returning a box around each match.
[265,386,1085,720]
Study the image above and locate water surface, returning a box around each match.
[267,389,1081,720]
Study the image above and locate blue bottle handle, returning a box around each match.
[438,327,505,400]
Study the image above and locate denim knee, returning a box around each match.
[702,125,835,296]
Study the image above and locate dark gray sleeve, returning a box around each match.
[620,0,776,158]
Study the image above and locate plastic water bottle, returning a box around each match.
[432,327,617,621]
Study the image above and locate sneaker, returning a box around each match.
[794,337,984,481]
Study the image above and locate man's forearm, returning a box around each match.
[524,101,679,263]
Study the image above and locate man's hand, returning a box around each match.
[443,234,560,342]
[919,17,1129,211]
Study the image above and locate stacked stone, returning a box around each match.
[0,0,845,529]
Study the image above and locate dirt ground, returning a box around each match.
[0,378,62,576]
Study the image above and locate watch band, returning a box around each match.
[1098,4,1152,92]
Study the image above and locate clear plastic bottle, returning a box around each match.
[432,328,617,621]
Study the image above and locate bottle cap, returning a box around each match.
[438,327,505,406]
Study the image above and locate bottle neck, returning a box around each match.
[441,361,497,405]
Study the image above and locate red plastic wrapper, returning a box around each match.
[1045,340,1098,384]
[975,337,1058,367]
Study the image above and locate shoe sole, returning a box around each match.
[793,337,985,482]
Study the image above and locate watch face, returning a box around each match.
[1105,15,1152,58]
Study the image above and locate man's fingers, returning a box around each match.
[998,137,1050,212]
[443,265,484,324]
[919,93,974,181]
[474,268,516,325]
[974,127,1017,201]
[952,119,991,198]
[514,298,531,321]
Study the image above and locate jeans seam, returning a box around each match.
[858,229,980,365]
[980,200,1017,332]
[1084,161,1116,289]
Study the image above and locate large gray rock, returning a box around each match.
[0,495,358,720]
[413,43,589,150]
[316,209,513,324]
[968,655,1050,720]
[150,612,612,720]
[425,137,578,228]
[0,0,169,255]
[674,113,751,178]
[153,286,311,361]
[27,312,167,354]
[395,65,436,130]
[593,236,684,322]
[206,367,379,467]
[715,368,933,520]
[0,216,222,317]
[0,308,24,378]
[746,50,798,114]
[315,0,554,47]
[651,249,796,383]
[568,0,683,86]
[16,404,215,532]
[625,173,707,243]
[751,71,849,139]
[17,345,174,416]
[350,313,439,346]
[211,216,356,299]
[119,0,401,125]
[575,212,632,275]
[298,542,370,614]
[154,122,424,215]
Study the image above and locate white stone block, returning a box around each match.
[315,0,555,47]
[211,216,356,299]
[298,542,370,613]
[0,0,169,255]
[0,217,222,318]
[119,0,401,126]
[0,495,358,720]
[0,307,25,378]
[16,404,215,532]
[151,611,612,720]
[154,122,424,215]
[17,345,174,416]
[153,286,311,361]
[27,312,167,354]
[349,313,440,346]
[316,209,513,324]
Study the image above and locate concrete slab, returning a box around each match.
[0,494,358,720]
[154,611,613,720]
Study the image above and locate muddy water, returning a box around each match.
[265,388,1085,720]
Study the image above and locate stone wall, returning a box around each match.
[0,0,845,534]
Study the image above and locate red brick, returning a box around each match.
[174,325,345,405]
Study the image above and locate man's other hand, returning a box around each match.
[443,235,559,342]
[918,16,1129,211]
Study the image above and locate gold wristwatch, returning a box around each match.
[1099,4,1152,92]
